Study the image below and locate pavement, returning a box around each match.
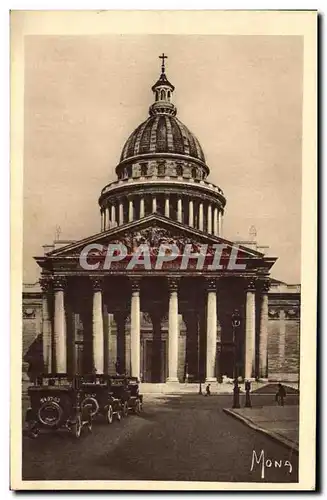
[223,405,299,453]
[22,392,299,483]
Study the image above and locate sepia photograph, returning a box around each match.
[10,10,317,491]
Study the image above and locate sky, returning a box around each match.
[23,34,303,284]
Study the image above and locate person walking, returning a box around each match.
[275,383,286,406]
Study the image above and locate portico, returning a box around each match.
[37,216,274,384]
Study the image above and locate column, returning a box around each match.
[128,198,133,222]
[177,197,182,223]
[53,277,67,373]
[100,210,104,232]
[152,196,157,213]
[189,200,194,227]
[213,207,218,236]
[218,211,223,236]
[111,204,116,225]
[91,277,104,374]
[140,197,145,218]
[107,205,111,229]
[165,196,170,217]
[245,280,256,380]
[205,279,217,382]
[119,201,124,226]
[130,279,141,379]
[167,279,179,382]
[259,281,270,379]
[207,204,212,234]
[199,202,204,231]
[103,208,107,231]
[40,277,52,373]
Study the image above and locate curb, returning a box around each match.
[223,408,299,454]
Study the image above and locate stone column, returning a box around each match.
[167,279,179,382]
[245,280,256,380]
[259,281,270,379]
[199,202,204,231]
[111,204,116,225]
[152,196,157,213]
[218,211,223,236]
[140,197,145,218]
[91,277,104,374]
[103,208,107,231]
[119,201,124,226]
[130,279,141,379]
[165,196,170,217]
[205,279,217,382]
[128,199,133,222]
[53,277,67,373]
[189,200,194,227]
[207,204,212,234]
[177,197,182,223]
[107,205,111,228]
[213,207,218,236]
[100,211,104,232]
[40,277,52,373]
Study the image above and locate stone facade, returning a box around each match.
[22,278,300,382]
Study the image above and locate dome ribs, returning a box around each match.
[164,116,175,152]
[149,116,160,153]
[123,122,144,160]
[134,120,151,155]
[170,119,184,155]
[176,119,191,156]
[156,116,168,152]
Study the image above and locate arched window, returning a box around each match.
[141,163,147,177]
[160,90,165,100]
[156,90,159,101]
[191,167,197,179]
[176,164,183,177]
[158,161,165,176]
[167,90,171,101]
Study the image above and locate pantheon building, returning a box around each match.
[23,57,300,385]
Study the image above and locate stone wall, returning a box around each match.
[267,287,300,382]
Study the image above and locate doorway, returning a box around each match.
[143,339,167,382]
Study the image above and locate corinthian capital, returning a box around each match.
[90,276,103,291]
[39,276,53,293]
[53,276,67,291]
[168,277,179,292]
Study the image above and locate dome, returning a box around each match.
[120,115,206,164]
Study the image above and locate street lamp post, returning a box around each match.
[232,309,241,380]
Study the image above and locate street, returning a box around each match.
[22,394,299,483]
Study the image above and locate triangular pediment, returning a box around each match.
[40,213,264,260]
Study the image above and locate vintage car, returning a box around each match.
[80,374,122,424]
[25,374,92,439]
[109,376,131,417]
[126,377,143,414]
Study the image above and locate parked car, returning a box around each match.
[109,376,131,417]
[25,374,93,439]
[80,374,122,424]
[126,376,143,414]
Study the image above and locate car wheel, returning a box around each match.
[135,399,141,415]
[123,401,129,417]
[106,404,113,424]
[72,415,82,438]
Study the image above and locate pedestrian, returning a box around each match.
[275,383,286,406]
[205,383,211,396]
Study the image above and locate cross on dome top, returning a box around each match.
[159,53,168,73]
